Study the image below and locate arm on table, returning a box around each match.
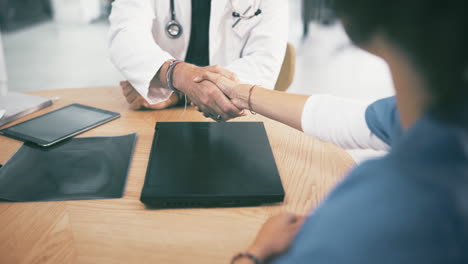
[232,213,305,264]
[109,0,174,107]
[195,73,389,151]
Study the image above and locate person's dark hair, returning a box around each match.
[334,0,468,121]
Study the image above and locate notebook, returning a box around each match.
[140,122,285,208]
[0,92,52,127]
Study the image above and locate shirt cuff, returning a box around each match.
[146,86,174,105]
[124,55,174,105]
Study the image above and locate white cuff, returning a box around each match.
[301,94,389,151]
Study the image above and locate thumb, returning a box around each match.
[193,71,220,85]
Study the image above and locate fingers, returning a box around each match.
[276,212,304,224]
[194,105,215,120]
[194,72,239,101]
[129,96,145,110]
[121,81,141,107]
[213,91,243,120]
[191,101,201,112]
[184,79,243,121]
[192,82,245,122]
[199,82,243,121]
[283,213,306,232]
[193,71,221,85]
[295,216,306,228]
[121,81,134,97]
[126,90,140,105]
[121,80,180,110]
[206,65,238,81]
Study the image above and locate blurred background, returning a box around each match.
[0,0,394,101]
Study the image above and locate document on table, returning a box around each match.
[0,92,52,127]
[0,133,137,202]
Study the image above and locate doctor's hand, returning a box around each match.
[120,81,180,110]
[172,63,244,121]
[193,72,249,110]
[238,212,305,263]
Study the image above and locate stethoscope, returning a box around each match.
[165,0,262,39]
[166,0,183,39]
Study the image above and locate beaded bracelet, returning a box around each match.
[231,252,263,264]
[166,59,184,94]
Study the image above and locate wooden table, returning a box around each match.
[0,87,354,264]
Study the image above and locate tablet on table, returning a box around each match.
[0,104,120,147]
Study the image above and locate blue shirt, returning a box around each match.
[274,98,468,263]
[365,97,402,146]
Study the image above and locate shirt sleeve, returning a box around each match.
[365,96,402,146]
[273,159,459,264]
[224,0,288,90]
[108,0,174,105]
[301,94,389,151]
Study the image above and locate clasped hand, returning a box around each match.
[173,63,245,121]
[121,63,245,122]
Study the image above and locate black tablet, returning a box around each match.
[0,104,120,147]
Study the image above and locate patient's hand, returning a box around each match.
[245,212,305,262]
[193,72,250,112]
[172,63,244,121]
[120,81,179,110]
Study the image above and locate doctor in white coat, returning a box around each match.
[109,0,288,121]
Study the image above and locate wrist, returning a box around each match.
[157,60,172,88]
[172,62,191,92]
[246,245,269,261]
[232,251,264,264]
[233,84,251,110]
[164,59,186,95]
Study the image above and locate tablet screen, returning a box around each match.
[2,104,120,146]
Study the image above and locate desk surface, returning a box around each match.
[0,87,354,264]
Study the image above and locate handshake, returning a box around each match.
[121,62,250,122]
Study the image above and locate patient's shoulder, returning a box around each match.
[278,157,466,264]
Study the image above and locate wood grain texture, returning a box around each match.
[0,87,355,264]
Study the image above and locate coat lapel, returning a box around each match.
[209,0,230,64]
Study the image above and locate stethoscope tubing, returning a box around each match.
[166,0,182,38]
[170,0,176,20]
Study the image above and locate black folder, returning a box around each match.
[140,122,285,208]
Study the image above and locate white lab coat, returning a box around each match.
[109,0,288,104]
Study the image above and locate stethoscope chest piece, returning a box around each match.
[166,20,183,39]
